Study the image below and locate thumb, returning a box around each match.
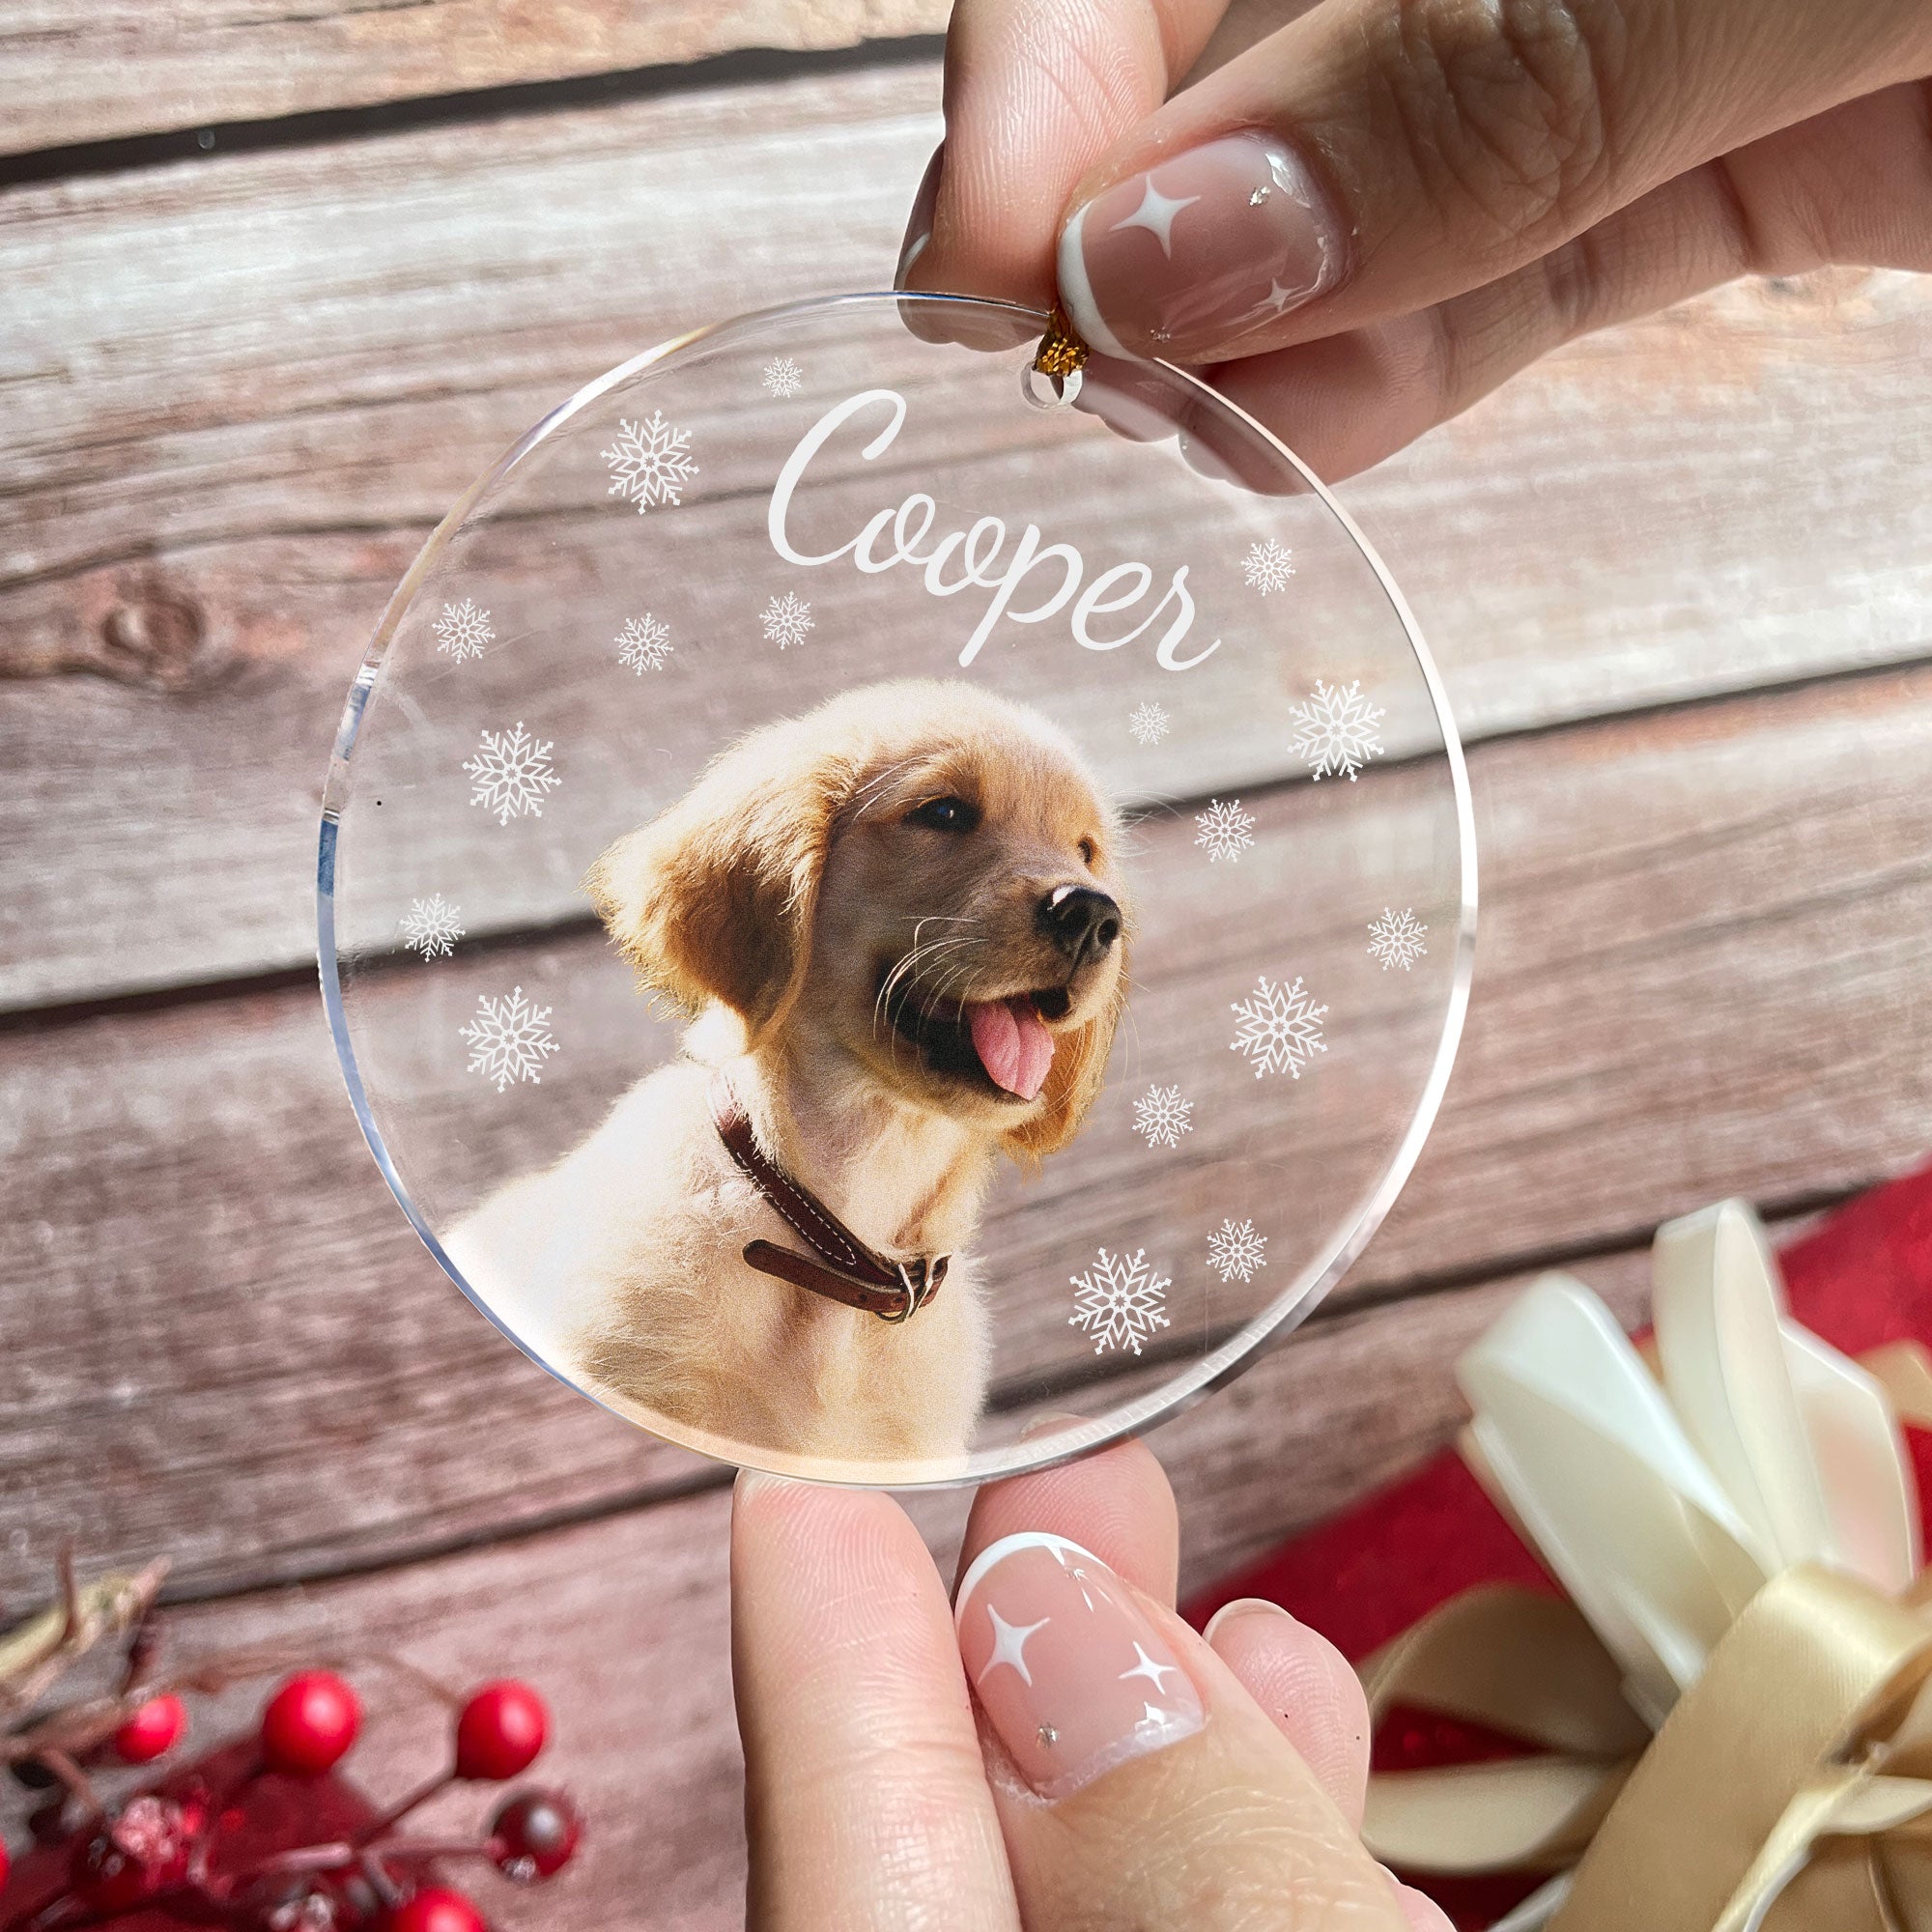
[896,0,1230,307]
[955,1530,1417,1930]
[1055,0,1932,364]
[733,1474,1017,1931]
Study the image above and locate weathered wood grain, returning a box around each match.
[2,50,1928,1006]
[3,13,1918,1912]
[3,668,1927,1604]
[63,1244,1650,1932]
[0,1,950,158]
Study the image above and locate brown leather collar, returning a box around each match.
[710,1071,948,1323]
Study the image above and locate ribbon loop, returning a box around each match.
[1356,1197,1932,1932]
[1552,1566,1932,1932]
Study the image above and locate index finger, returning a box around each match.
[1053,0,1932,363]
[900,0,1234,308]
[732,1473,1018,1932]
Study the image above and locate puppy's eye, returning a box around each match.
[906,795,980,834]
[1078,838,1097,866]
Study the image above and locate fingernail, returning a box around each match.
[954,1531,1204,1800]
[733,1468,803,1504]
[1201,1595,1293,1643]
[1057,131,1343,360]
[1017,1408,1094,1440]
[895,141,945,289]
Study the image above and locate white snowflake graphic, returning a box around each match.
[615,612,672,673]
[1241,539,1295,595]
[460,986,559,1094]
[1290,678,1385,782]
[761,592,814,650]
[399,894,466,960]
[433,599,493,664]
[601,410,697,515]
[1068,1248,1173,1357]
[1207,1218,1268,1285]
[464,721,561,826]
[1368,906,1430,972]
[761,356,804,399]
[1230,974,1328,1080]
[1128,701,1170,747]
[1132,1084,1194,1151]
[1194,797,1257,864]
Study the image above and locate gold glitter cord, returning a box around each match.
[1033,309,1090,378]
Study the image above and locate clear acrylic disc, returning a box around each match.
[318,291,1475,1485]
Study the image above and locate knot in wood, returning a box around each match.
[99,589,207,691]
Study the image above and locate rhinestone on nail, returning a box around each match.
[1037,1723,1059,1747]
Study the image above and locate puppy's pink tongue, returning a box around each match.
[968,997,1056,1101]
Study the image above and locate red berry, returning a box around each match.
[489,1787,582,1881]
[384,1888,487,1932]
[453,1681,547,1781]
[114,1690,188,1764]
[261,1669,361,1776]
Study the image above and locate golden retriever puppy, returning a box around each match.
[444,679,1128,1468]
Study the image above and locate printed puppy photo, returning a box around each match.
[446,679,1129,1465]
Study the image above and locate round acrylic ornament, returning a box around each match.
[319,291,1475,1487]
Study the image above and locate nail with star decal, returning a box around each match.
[954,1531,1205,1800]
[1056,131,1344,361]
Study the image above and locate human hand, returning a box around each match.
[730,1436,1450,1929]
[896,0,1932,478]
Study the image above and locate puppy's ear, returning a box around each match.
[584,735,845,1044]
[1002,958,1128,1161]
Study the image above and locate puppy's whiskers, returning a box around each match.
[871,934,980,1047]
[906,959,978,1055]
[874,937,981,1018]
[869,913,988,1055]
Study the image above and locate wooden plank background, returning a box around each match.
[4,6,1931,1925]
[0,3,950,157]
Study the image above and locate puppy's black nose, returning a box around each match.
[1038,884,1122,962]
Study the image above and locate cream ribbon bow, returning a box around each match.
[1360,1199,1932,1931]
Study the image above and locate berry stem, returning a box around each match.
[228,1841,358,1883]
[54,1548,79,1648]
[6,1893,96,1932]
[357,1767,453,1842]
[362,1838,494,1863]
[34,1749,101,1821]
[356,1848,407,1911]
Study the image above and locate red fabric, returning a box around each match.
[1187,1441,1558,1657]
[1181,1157,1932,1929]
[0,1740,384,1926]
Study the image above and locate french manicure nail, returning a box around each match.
[1202,1595,1293,1643]
[895,142,945,289]
[1057,131,1343,360]
[955,1531,1205,1800]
